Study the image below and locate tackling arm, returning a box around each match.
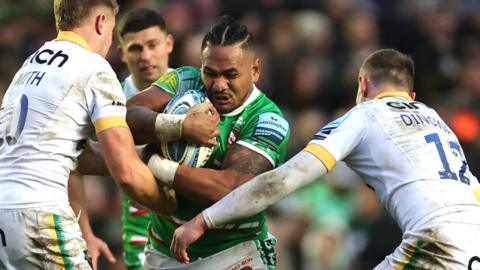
[97,126,177,215]
[170,150,328,263]
[202,150,327,226]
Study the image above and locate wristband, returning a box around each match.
[154,114,186,142]
[147,154,179,186]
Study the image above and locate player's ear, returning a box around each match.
[360,76,368,97]
[95,14,106,35]
[117,45,126,63]
[252,58,260,83]
[410,91,416,100]
[166,34,174,54]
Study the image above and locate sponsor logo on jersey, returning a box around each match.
[28,49,69,68]
[253,112,288,146]
[111,101,126,107]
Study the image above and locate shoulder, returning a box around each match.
[175,66,201,76]
[248,89,286,117]
[157,66,201,83]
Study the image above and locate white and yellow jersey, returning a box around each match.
[306,92,480,232]
[0,31,127,208]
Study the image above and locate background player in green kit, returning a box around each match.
[116,9,219,269]
[116,9,174,270]
[127,16,290,269]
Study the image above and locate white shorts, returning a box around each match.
[0,205,92,270]
[375,222,480,270]
[144,239,272,270]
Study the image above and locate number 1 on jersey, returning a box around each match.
[0,94,29,148]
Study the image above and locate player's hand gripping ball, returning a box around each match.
[160,90,215,168]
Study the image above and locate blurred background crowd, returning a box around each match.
[2,0,480,269]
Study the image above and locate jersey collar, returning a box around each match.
[222,85,260,116]
[374,91,413,101]
[55,31,91,51]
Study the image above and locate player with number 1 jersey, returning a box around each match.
[148,66,290,264]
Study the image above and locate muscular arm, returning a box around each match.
[202,151,327,227]
[172,144,273,204]
[126,85,172,144]
[170,151,328,263]
[97,126,176,215]
[127,85,219,146]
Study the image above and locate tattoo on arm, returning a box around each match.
[222,144,273,176]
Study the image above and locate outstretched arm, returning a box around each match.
[68,172,116,269]
[170,150,328,264]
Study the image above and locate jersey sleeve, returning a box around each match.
[152,66,204,98]
[304,108,366,171]
[237,112,290,167]
[85,70,128,134]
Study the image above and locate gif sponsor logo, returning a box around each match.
[0,228,6,247]
[469,256,480,270]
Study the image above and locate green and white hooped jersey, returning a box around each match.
[120,75,151,256]
[149,66,290,261]
[120,70,173,267]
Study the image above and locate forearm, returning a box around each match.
[68,171,94,237]
[202,151,327,228]
[98,127,176,214]
[126,106,158,144]
[114,153,176,215]
[173,166,251,204]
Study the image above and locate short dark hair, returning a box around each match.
[54,0,119,31]
[201,15,255,52]
[117,8,167,41]
[361,49,415,90]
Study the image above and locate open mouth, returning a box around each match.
[212,95,230,104]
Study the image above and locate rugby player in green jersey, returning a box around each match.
[127,16,291,269]
[117,9,218,269]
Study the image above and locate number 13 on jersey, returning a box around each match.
[425,132,470,184]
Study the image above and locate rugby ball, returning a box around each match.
[160,90,214,168]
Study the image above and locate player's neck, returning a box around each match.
[69,27,101,55]
[133,68,170,91]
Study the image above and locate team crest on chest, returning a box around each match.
[228,116,245,145]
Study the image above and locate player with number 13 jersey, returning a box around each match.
[307,92,480,267]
